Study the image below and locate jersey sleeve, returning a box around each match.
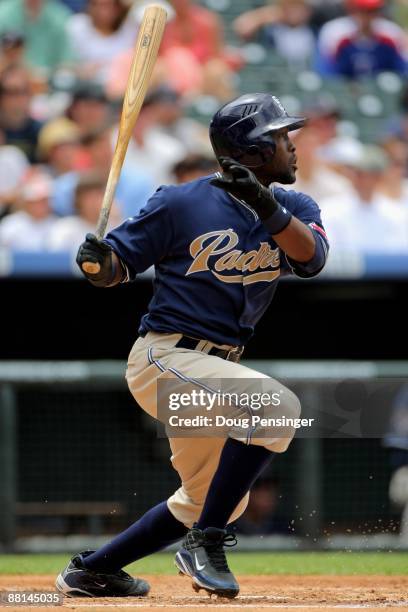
[103,186,174,281]
[280,190,329,279]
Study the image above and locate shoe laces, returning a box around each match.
[205,533,237,573]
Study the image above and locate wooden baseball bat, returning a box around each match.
[81,5,167,274]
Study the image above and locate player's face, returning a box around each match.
[255,129,297,185]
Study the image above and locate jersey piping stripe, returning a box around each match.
[317,233,329,258]
[230,193,259,221]
[309,222,328,241]
[148,347,166,372]
[214,173,259,221]
[147,347,256,444]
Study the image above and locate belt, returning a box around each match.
[175,335,244,363]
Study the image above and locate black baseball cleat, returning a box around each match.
[55,550,150,598]
[175,526,239,598]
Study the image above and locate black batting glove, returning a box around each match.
[76,233,115,287]
[210,157,278,221]
[210,157,293,234]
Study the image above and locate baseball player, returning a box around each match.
[56,93,329,600]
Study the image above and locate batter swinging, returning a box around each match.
[56,93,329,600]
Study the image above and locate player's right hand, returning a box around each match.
[211,157,279,221]
[76,233,115,287]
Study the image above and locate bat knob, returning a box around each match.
[82,261,101,274]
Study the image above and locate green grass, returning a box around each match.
[0,552,407,576]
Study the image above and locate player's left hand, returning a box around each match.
[210,157,279,221]
[76,233,115,287]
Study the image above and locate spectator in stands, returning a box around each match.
[0,0,73,81]
[316,0,407,78]
[37,118,82,177]
[66,81,112,137]
[0,144,29,220]
[67,0,137,84]
[158,0,239,99]
[378,137,408,209]
[48,171,118,251]
[282,104,353,203]
[52,124,154,220]
[0,66,42,163]
[322,145,408,254]
[234,477,289,535]
[0,32,26,73]
[308,0,345,32]
[124,88,188,185]
[144,86,210,154]
[233,0,316,67]
[319,135,364,183]
[172,154,218,184]
[303,100,340,146]
[0,171,56,250]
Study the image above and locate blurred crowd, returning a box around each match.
[0,0,407,259]
[279,102,408,256]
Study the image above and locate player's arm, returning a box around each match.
[211,158,328,275]
[76,186,174,287]
[267,216,315,262]
[275,217,328,277]
[76,234,127,287]
[268,189,329,277]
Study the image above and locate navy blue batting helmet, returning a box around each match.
[209,93,306,168]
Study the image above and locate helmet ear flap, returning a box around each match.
[243,144,265,168]
[235,141,276,168]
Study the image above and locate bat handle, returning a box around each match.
[80,207,110,274]
[82,261,101,274]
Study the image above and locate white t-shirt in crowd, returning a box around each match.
[321,192,408,254]
[67,12,137,82]
[288,167,354,209]
[379,181,408,211]
[0,146,29,196]
[0,211,57,251]
[124,128,186,187]
[268,24,315,66]
[47,216,95,252]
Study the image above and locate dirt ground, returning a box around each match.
[0,575,407,611]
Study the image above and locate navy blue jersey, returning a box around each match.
[105,176,329,346]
